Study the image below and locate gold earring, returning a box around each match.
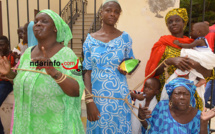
[54,29,57,32]
[169,101,172,107]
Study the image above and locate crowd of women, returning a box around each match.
[0,0,215,133]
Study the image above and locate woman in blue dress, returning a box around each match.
[83,0,135,133]
[138,77,215,134]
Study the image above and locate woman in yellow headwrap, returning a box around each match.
[144,8,214,111]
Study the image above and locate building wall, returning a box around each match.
[117,0,180,90]
[1,0,75,49]
[1,0,102,49]
[87,0,102,14]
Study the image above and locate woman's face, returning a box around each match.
[170,86,191,111]
[167,15,184,35]
[101,2,121,26]
[33,13,56,40]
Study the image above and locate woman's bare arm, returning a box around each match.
[155,57,211,78]
[84,70,101,121]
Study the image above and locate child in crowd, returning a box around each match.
[13,26,23,55]
[17,26,24,41]
[160,22,215,105]
[16,23,29,54]
[0,36,15,133]
[13,23,29,65]
[131,78,160,134]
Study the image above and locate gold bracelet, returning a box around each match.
[85,99,94,104]
[57,76,66,83]
[55,74,67,83]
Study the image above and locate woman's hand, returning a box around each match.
[167,57,194,72]
[0,56,11,75]
[200,107,215,134]
[31,46,57,76]
[86,101,101,121]
[201,107,215,122]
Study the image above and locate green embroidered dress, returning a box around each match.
[12,47,85,134]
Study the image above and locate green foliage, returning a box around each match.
[180,0,215,35]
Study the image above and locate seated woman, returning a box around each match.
[145,8,214,110]
[0,9,85,133]
[138,77,215,134]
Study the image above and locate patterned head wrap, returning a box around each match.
[39,9,73,46]
[103,0,120,6]
[165,77,196,107]
[28,21,38,47]
[165,8,188,30]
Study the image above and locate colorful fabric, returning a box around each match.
[144,35,193,79]
[17,41,28,54]
[165,77,197,107]
[27,21,38,47]
[158,45,204,110]
[205,24,215,52]
[144,35,208,110]
[83,32,134,134]
[12,47,85,134]
[165,8,188,30]
[119,58,140,74]
[103,0,120,6]
[39,9,73,47]
[145,100,201,134]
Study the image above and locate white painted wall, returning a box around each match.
[87,0,102,14]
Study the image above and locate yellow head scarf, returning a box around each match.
[165,8,188,30]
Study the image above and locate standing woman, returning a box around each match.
[83,0,135,133]
[145,8,214,110]
[0,9,85,134]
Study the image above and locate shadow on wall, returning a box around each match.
[148,0,177,18]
